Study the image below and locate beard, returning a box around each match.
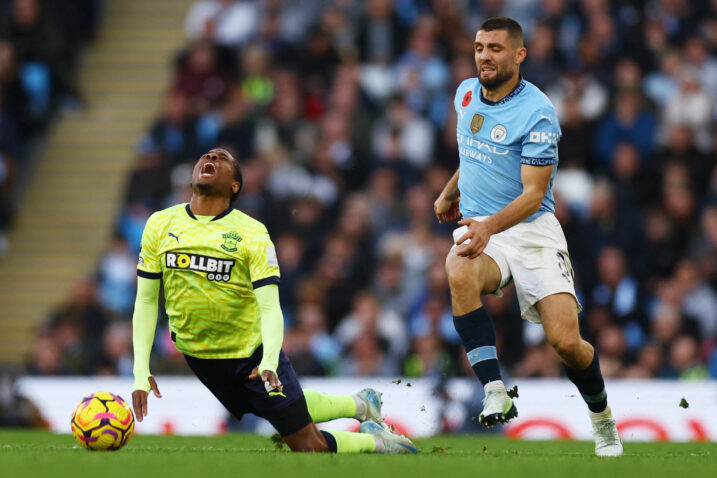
[193,182,219,195]
[478,64,514,90]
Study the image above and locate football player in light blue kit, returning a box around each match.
[434,17,622,457]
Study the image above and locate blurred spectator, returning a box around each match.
[513,341,562,378]
[643,49,681,108]
[124,146,172,211]
[96,321,133,376]
[283,301,339,376]
[117,201,152,254]
[590,246,641,326]
[26,331,70,375]
[623,341,664,378]
[356,0,408,64]
[594,88,656,161]
[403,332,454,378]
[41,278,114,374]
[661,70,713,152]
[335,290,408,360]
[143,90,198,164]
[97,234,137,316]
[664,334,708,379]
[394,16,450,125]
[372,95,434,172]
[578,180,644,281]
[547,69,608,123]
[185,0,259,47]
[173,40,231,115]
[521,21,561,90]
[682,35,717,103]
[0,0,75,109]
[673,259,717,340]
[337,330,399,377]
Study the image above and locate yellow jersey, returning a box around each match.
[137,203,280,358]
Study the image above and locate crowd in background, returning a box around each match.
[0,0,101,254]
[21,0,717,383]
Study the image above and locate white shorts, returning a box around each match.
[452,212,582,323]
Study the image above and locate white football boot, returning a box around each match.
[589,405,623,457]
[478,380,518,428]
[359,420,418,454]
[354,388,389,431]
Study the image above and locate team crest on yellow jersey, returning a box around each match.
[221,231,242,252]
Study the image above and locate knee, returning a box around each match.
[445,255,478,291]
[286,436,329,453]
[548,334,583,361]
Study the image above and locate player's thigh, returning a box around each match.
[445,247,502,296]
[282,422,329,452]
[183,355,251,420]
[245,350,313,437]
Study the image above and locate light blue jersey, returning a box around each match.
[454,77,560,222]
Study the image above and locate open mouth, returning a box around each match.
[481,64,496,75]
[200,162,216,177]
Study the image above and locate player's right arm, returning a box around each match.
[132,277,162,421]
[434,167,461,224]
[132,213,163,421]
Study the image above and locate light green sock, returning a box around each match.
[304,389,357,423]
[325,430,376,453]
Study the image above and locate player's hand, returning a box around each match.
[248,367,283,393]
[455,218,493,259]
[434,194,461,224]
[132,376,162,422]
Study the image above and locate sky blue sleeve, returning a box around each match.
[521,110,560,165]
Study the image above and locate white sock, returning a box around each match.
[353,394,367,421]
[484,379,506,394]
[589,405,612,420]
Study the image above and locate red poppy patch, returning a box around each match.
[462,90,472,107]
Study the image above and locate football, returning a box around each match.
[70,392,135,451]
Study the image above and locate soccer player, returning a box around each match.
[131,148,417,454]
[433,18,622,457]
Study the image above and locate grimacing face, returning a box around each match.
[474,29,525,89]
[191,149,240,198]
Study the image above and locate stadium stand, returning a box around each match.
[9,0,717,382]
[0,0,195,364]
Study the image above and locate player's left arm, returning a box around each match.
[249,284,284,391]
[456,109,558,259]
[245,227,283,391]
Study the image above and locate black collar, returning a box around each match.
[479,77,526,106]
[185,203,234,221]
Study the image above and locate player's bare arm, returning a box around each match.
[434,168,461,224]
[455,163,552,259]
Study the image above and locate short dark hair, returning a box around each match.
[478,17,524,46]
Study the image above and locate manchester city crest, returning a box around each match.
[490,124,507,143]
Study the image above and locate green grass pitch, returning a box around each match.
[0,430,715,478]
